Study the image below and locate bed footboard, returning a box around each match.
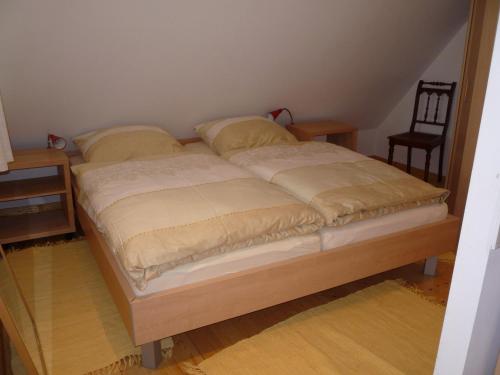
[76,199,459,369]
[130,215,459,345]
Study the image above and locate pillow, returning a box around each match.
[194,116,297,155]
[73,125,183,162]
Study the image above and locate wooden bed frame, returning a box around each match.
[72,138,461,368]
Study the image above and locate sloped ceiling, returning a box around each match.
[0,0,469,147]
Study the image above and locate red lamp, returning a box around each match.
[268,108,294,125]
[47,134,67,150]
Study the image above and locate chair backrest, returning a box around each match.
[409,80,457,137]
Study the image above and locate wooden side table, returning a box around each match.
[0,149,75,244]
[287,121,358,151]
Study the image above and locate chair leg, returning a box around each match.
[424,149,431,182]
[406,147,412,174]
[388,143,394,165]
[438,144,445,183]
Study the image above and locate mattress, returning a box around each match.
[131,234,321,296]
[320,203,448,250]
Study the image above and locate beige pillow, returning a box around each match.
[195,116,297,155]
[73,125,183,162]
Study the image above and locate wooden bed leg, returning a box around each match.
[141,340,162,369]
[424,256,438,276]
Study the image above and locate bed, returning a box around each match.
[71,125,460,368]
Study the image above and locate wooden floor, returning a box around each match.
[126,258,455,374]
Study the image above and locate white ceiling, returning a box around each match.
[0,0,469,148]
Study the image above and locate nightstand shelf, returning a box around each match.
[0,149,75,244]
[0,175,66,202]
[287,121,358,150]
[0,209,70,244]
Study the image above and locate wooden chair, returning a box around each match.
[388,80,457,182]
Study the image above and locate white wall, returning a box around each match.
[0,0,468,149]
[435,12,500,373]
[358,23,467,174]
[462,250,500,374]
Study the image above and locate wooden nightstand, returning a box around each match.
[0,149,75,244]
[287,121,358,151]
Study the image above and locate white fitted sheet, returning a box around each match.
[131,234,321,296]
[320,203,448,250]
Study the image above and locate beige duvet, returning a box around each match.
[72,152,324,289]
[226,142,449,226]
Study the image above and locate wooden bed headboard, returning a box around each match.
[178,137,202,145]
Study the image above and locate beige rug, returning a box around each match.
[1,241,173,374]
[186,280,445,375]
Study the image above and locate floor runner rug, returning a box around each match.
[0,240,172,374]
[186,280,445,375]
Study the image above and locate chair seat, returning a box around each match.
[388,132,443,149]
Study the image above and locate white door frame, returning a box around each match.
[434,7,500,374]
